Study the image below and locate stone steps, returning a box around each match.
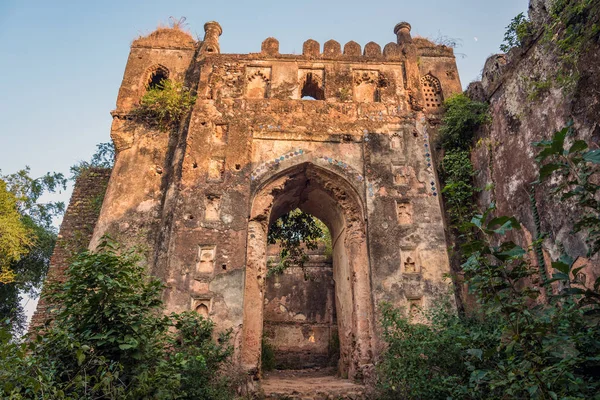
[259,369,368,400]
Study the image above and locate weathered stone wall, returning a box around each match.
[36,20,462,380]
[468,0,600,295]
[30,168,111,328]
[264,244,337,369]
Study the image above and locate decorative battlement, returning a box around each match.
[130,20,456,60]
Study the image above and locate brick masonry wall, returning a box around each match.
[30,168,112,329]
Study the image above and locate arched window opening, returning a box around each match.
[301,73,325,100]
[263,208,337,371]
[146,66,170,90]
[420,74,443,109]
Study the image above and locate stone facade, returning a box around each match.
[35,21,462,380]
[264,244,337,370]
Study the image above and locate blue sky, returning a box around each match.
[0,0,528,206]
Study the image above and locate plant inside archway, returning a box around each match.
[266,209,331,277]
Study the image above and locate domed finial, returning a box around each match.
[201,21,222,54]
[394,22,412,44]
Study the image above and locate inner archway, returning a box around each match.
[262,209,337,371]
[241,163,373,380]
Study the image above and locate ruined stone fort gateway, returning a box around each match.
[34,21,463,379]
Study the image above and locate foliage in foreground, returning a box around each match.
[378,126,600,399]
[0,238,235,399]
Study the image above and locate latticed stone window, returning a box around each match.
[420,74,443,108]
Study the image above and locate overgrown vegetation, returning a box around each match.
[548,0,600,83]
[500,1,600,91]
[437,93,489,236]
[266,209,331,277]
[0,237,235,399]
[500,12,532,53]
[0,168,66,334]
[534,121,600,257]
[132,79,196,132]
[378,125,600,399]
[70,141,115,180]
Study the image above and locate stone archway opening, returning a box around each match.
[241,163,373,380]
[262,209,338,371]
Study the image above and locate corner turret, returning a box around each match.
[200,21,222,54]
[394,22,412,44]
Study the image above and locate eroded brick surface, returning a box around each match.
[30,169,111,328]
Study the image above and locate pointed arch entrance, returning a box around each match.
[241,163,374,379]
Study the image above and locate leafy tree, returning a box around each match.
[0,168,66,333]
[534,122,600,257]
[70,141,115,180]
[0,237,234,399]
[267,209,329,276]
[500,12,531,53]
[439,150,478,229]
[378,300,500,400]
[0,180,33,284]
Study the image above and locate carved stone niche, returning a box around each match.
[389,132,406,162]
[353,70,380,103]
[196,246,216,276]
[207,158,225,182]
[395,200,413,225]
[204,194,221,221]
[400,247,422,276]
[246,67,271,99]
[213,123,228,144]
[191,297,212,318]
[403,273,423,300]
[392,164,410,186]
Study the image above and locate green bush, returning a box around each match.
[440,150,478,229]
[500,12,532,53]
[378,126,600,399]
[133,79,196,132]
[438,94,489,152]
[377,300,500,400]
[0,237,234,399]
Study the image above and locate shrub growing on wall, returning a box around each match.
[133,79,197,132]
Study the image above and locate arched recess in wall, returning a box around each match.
[246,71,270,99]
[240,162,374,380]
[144,64,170,90]
[300,72,325,100]
[420,73,443,109]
